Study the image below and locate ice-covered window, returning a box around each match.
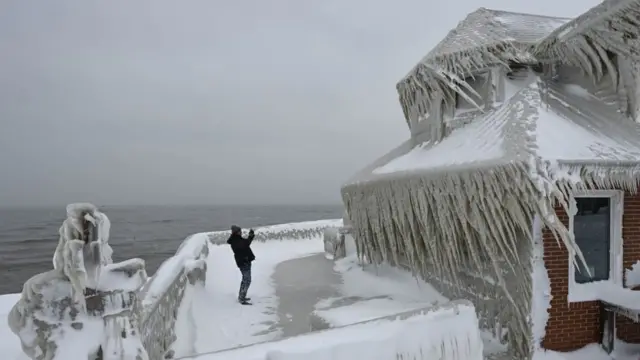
[568,190,623,302]
[455,73,488,111]
[573,197,611,283]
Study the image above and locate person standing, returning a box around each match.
[227,225,255,305]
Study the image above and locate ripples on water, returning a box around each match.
[0,204,343,295]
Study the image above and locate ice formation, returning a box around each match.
[531,216,551,351]
[341,1,640,359]
[52,203,115,309]
[323,227,341,260]
[7,203,149,360]
[625,260,640,288]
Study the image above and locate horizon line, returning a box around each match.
[0,202,344,210]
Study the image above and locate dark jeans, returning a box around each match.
[238,263,252,300]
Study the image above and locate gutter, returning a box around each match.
[558,159,640,167]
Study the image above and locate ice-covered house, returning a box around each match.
[341,1,640,358]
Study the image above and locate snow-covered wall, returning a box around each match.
[199,300,483,360]
[139,233,209,360]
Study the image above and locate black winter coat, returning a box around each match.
[227,232,256,268]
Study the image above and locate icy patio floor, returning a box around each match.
[272,254,341,337]
[186,236,481,358]
[184,238,514,360]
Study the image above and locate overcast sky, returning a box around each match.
[0,0,600,207]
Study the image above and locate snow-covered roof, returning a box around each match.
[397,8,570,126]
[421,8,569,65]
[534,0,640,65]
[373,93,514,175]
[367,79,640,180]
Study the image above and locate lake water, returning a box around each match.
[0,204,343,294]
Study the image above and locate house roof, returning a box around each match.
[418,8,569,69]
[534,0,640,62]
[529,0,640,96]
[361,78,640,183]
[397,8,570,127]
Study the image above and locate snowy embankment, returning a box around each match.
[186,300,483,360]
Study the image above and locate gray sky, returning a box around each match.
[0,0,599,206]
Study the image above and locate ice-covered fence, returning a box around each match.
[192,300,483,360]
[139,233,209,360]
[207,219,343,245]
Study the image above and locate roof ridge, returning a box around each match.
[479,7,572,21]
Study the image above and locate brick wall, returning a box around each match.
[542,190,640,351]
[542,206,600,350]
[618,191,640,343]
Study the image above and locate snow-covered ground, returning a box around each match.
[190,300,484,360]
[189,236,331,353]
[313,255,448,327]
[2,219,640,360]
[0,294,23,360]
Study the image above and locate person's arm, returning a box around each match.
[247,229,255,244]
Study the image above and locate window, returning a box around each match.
[506,62,530,80]
[568,190,623,302]
[455,73,488,111]
[573,197,611,283]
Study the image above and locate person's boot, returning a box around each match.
[238,297,252,305]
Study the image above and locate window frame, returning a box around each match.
[568,190,624,302]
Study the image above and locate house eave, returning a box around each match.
[535,0,640,52]
[341,158,525,194]
[557,159,640,167]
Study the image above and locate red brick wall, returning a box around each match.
[542,190,640,351]
[542,206,600,350]
[618,191,640,343]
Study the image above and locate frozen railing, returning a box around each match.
[183,300,483,360]
[139,233,210,360]
[207,220,343,245]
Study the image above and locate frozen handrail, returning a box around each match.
[207,219,342,245]
[139,234,209,360]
